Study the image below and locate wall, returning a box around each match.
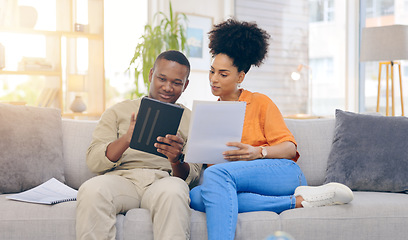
[150,0,234,109]
[235,0,309,115]
[151,0,309,115]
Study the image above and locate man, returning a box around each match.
[76,50,201,240]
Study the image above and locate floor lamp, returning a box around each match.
[360,25,408,116]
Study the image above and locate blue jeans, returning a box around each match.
[189,158,307,240]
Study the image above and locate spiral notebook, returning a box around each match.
[6,178,78,205]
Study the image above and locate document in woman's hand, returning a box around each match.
[184,101,246,164]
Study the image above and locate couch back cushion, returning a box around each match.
[285,118,335,186]
[61,118,336,189]
[0,104,64,193]
[325,109,408,192]
[62,119,97,189]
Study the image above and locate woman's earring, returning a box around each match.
[238,83,241,88]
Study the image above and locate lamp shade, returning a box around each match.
[67,74,86,92]
[360,25,408,62]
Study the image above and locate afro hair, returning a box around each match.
[208,18,270,73]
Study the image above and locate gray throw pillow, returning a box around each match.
[0,104,64,193]
[324,109,408,193]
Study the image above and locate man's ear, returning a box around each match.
[148,68,153,83]
[182,79,190,92]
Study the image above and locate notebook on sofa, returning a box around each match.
[6,178,77,205]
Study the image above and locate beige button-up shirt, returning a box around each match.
[86,98,201,186]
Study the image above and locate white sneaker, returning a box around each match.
[294,182,354,208]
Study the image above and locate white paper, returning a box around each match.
[184,101,246,164]
[6,178,78,205]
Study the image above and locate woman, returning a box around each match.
[189,19,353,240]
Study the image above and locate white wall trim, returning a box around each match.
[345,0,360,112]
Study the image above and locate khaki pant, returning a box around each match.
[76,169,190,240]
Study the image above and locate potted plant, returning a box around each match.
[128,2,188,98]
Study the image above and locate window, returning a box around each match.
[366,0,394,18]
[361,0,408,116]
[309,58,339,116]
[104,0,147,108]
[308,0,346,116]
[309,0,335,22]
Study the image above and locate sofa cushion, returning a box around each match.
[123,208,153,240]
[0,195,76,240]
[0,104,64,193]
[285,118,336,186]
[189,209,281,240]
[62,119,97,190]
[280,191,408,240]
[324,109,408,192]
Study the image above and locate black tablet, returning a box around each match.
[129,97,184,158]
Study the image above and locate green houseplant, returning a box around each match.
[129,2,188,98]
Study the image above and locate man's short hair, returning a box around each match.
[154,50,191,77]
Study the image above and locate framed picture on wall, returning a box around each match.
[180,13,213,71]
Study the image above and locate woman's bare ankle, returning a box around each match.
[295,196,304,208]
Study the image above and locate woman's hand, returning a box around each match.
[222,141,297,162]
[223,142,261,161]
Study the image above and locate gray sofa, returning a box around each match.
[1,111,408,240]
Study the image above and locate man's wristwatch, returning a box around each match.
[178,153,185,163]
[260,146,267,159]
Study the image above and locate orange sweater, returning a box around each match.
[238,90,299,161]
